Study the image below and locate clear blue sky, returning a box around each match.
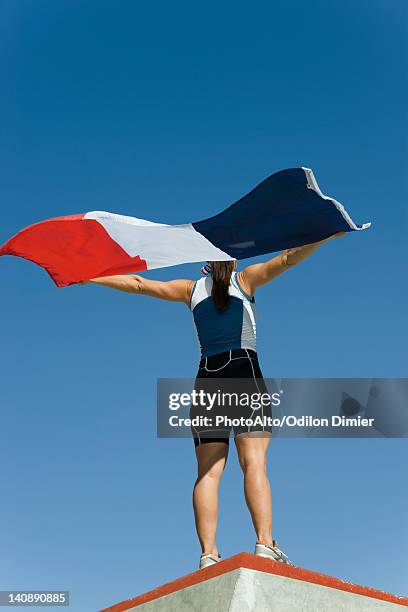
[1,1,407,610]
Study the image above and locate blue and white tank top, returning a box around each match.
[189,271,257,357]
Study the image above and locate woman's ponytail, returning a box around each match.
[208,261,236,311]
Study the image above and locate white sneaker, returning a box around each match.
[255,541,293,565]
[199,553,221,569]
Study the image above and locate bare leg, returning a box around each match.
[193,442,228,556]
[235,434,273,546]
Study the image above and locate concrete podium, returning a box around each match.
[101,553,408,611]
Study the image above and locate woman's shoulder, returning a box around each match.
[188,276,213,308]
[234,270,254,301]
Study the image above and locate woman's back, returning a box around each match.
[190,271,257,357]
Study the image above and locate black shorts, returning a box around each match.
[190,348,273,447]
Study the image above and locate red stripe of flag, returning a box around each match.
[0,215,147,287]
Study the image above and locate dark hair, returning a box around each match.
[209,261,236,311]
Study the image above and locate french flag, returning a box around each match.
[0,168,370,287]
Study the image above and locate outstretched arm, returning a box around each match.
[85,274,194,305]
[237,233,345,297]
